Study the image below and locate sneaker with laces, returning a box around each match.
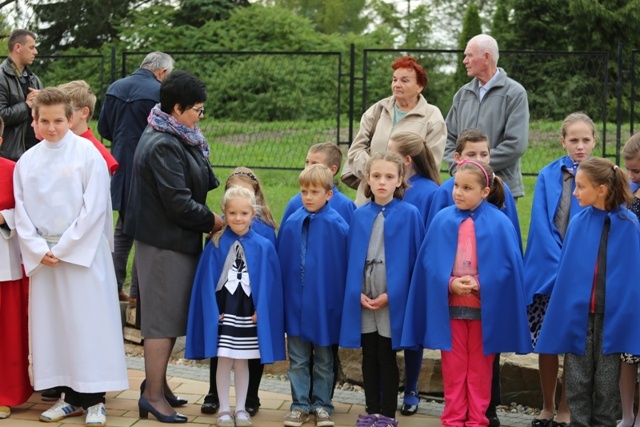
[375,415,398,427]
[86,402,106,426]
[314,408,334,427]
[355,413,378,427]
[284,409,309,427]
[39,399,83,422]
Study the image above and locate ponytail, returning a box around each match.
[457,160,505,209]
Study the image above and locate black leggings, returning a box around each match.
[361,332,399,418]
[59,386,105,409]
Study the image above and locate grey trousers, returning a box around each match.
[564,314,620,427]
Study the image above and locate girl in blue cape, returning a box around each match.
[386,131,440,417]
[618,134,640,427]
[339,152,424,427]
[524,113,596,427]
[198,167,279,418]
[402,160,531,427]
[185,186,285,427]
[425,128,521,249]
[535,157,640,427]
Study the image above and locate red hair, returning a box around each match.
[391,56,428,88]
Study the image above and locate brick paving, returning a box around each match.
[5,355,536,426]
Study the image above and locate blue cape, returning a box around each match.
[523,156,584,302]
[281,185,356,225]
[535,206,640,355]
[277,204,349,346]
[402,201,532,355]
[425,176,521,252]
[339,199,424,349]
[251,217,276,246]
[185,228,285,363]
[403,174,439,226]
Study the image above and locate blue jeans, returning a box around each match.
[287,336,334,413]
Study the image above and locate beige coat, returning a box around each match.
[347,94,446,205]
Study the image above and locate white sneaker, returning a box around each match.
[39,398,83,422]
[85,402,106,426]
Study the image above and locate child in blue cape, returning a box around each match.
[339,152,424,427]
[386,130,440,416]
[278,164,349,427]
[426,128,520,246]
[402,160,531,427]
[200,167,279,417]
[618,133,640,427]
[281,142,356,225]
[535,157,640,427]
[185,186,285,427]
[524,113,597,427]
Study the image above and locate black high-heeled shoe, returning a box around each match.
[140,379,188,407]
[138,395,188,423]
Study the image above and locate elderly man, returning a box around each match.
[443,34,529,199]
[98,51,174,304]
[0,29,42,161]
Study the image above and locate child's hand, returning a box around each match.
[361,293,375,310]
[450,276,477,296]
[0,211,5,225]
[219,313,224,321]
[41,251,59,267]
[369,293,389,310]
[252,311,257,323]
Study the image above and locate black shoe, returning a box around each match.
[140,379,188,408]
[41,388,62,402]
[201,393,219,414]
[400,390,419,416]
[246,405,259,417]
[486,406,500,427]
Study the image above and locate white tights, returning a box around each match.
[216,357,249,417]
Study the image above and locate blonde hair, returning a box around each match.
[57,80,97,118]
[308,142,343,173]
[561,112,596,139]
[622,132,640,162]
[212,185,257,246]
[389,131,441,184]
[299,164,333,191]
[363,151,408,201]
[225,167,277,230]
[578,157,632,211]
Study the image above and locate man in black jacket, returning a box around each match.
[0,29,42,161]
[98,52,174,304]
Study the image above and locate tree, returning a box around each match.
[32,0,143,53]
[452,3,482,90]
[266,0,368,35]
[490,0,513,48]
[173,0,250,28]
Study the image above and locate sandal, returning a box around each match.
[532,419,552,427]
[235,409,253,427]
[217,411,235,427]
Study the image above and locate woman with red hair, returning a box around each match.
[345,55,446,207]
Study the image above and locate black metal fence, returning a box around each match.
[30,46,631,175]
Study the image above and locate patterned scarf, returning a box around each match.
[147,104,210,158]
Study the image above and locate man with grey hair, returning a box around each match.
[443,34,529,199]
[98,51,174,305]
[0,29,43,160]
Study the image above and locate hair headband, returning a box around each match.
[458,159,491,188]
[229,170,257,182]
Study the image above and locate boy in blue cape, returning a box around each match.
[281,142,355,225]
[278,164,348,427]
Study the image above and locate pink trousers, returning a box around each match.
[440,319,495,427]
